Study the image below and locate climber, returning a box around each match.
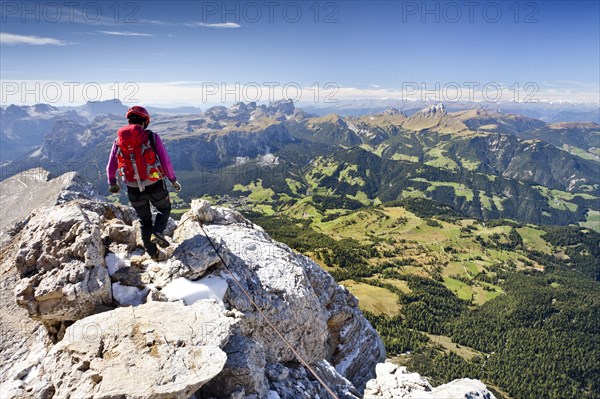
[106,105,181,261]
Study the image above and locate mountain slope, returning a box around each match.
[0,173,497,398]
[2,101,598,228]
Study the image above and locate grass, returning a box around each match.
[401,188,426,198]
[424,147,459,170]
[492,195,505,211]
[258,203,530,314]
[359,143,375,153]
[305,157,339,189]
[233,179,275,203]
[340,280,401,315]
[472,285,502,305]
[562,144,600,162]
[580,210,600,233]
[170,208,190,220]
[480,191,492,210]
[517,226,552,254]
[443,277,473,301]
[284,197,322,220]
[374,144,390,157]
[338,164,366,186]
[459,157,480,171]
[535,185,597,212]
[426,333,483,361]
[347,191,370,205]
[285,178,303,195]
[391,153,419,162]
[370,277,412,293]
[412,178,475,201]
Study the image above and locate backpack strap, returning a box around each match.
[146,130,156,151]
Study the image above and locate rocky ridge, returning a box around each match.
[0,170,495,399]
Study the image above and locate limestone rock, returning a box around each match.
[170,234,226,279]
[2,191,395,399]
[266,360,361,399]
[363,363,496,399]
[199,335,269,398]
[13,201,112,323]
[42,300,237,399]
[174,204,385,391]
[103,219,137,250]
[364,363,432,398]
[425,379,497,399]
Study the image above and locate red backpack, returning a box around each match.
[115,124,165,191]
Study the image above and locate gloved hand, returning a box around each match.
[171,180,182,193]
[109,183,120,194]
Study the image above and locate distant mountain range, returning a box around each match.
[301,99,600,122]
[1,99,598,227]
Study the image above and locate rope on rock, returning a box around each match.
[198,221,341,399]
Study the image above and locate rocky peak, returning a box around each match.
[549,121,600,129]
[418,103,447,117]
[0,172,496,399]
[205,105,229,120]
[382,107,405,116]
[268,99,295,116]
[2,104,29,118]
[227,102,257,122]
[80,99,127,119]
[402,103,470,134]
[32,104,59,114]
[40,119,86,160]
[0,189,385,398]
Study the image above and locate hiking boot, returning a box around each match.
[150,232,170,248]
[148,249,167,262]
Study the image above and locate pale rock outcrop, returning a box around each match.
[364,363,496,399]
[41,300,236,399]
[0,176,495,399]
[199,335,269,398]
[177,199,385,390]
[262,360,361,399]
[13,202,113,324]
[2,194,386,398]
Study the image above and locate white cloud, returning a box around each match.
[98,31,154,37]
[139,19,241,29]
[0,32,71,46]
[186,22,241,29]
[2,80,597,107]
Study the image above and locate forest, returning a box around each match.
[248,211,600,399]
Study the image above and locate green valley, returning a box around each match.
[231,190,599,399]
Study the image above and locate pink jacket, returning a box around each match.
[106,130,176,185]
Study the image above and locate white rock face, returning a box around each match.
[364,362,496,399]
[424,378,496,399]
[178,200,386,390]
[42,300,235,399]
[0,186,494,399]
[13,202,113,323]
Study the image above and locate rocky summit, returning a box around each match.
[0,169,495,399]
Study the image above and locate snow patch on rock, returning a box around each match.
[162,275,228,306]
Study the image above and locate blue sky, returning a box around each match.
[1,1,599,105]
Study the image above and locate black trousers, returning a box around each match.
[127,180,171,256]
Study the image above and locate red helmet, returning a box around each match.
[126,106,150,126]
